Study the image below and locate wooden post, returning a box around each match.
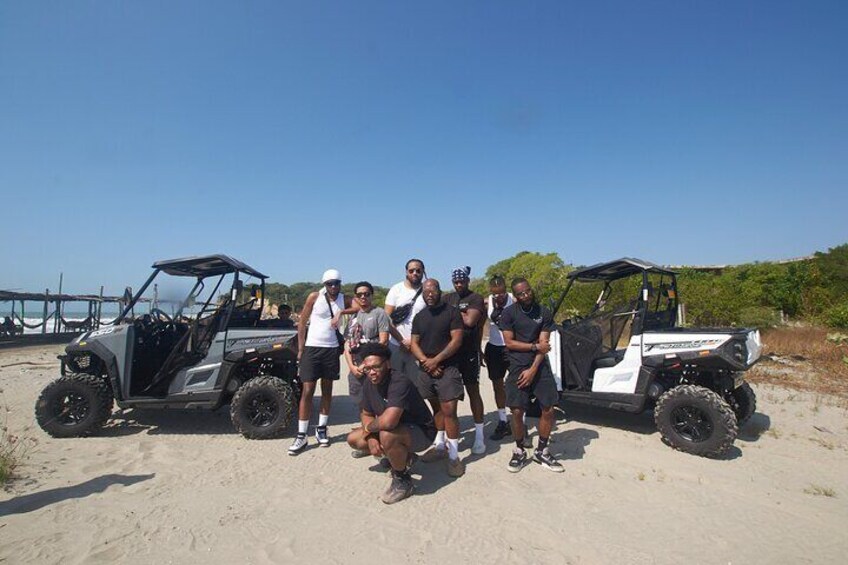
[21,300,25,334]
[97,285,104,328]
[42,289,49,334]
[57,272,63,333]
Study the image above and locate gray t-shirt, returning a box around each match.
[347,307,391,353]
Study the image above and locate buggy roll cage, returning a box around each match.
[551,258,679,332]
[114,254,268,325]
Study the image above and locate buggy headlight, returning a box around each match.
[732,341,746,363]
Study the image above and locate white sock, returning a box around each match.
[318,413,329,428]
[446,438,459,461]
[434,430,446,448]
[498,409,507,423]
[475,423,484,443]
[523,413,527,425]
[298,420,309,435]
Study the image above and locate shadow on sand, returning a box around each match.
[101,394,363,438]
[0,473,155,517]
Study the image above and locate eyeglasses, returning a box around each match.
[361,363,384,372]
[324,280,341,287]
[407,268,423,274]
[515,289,533,298]
[355,292,372,298]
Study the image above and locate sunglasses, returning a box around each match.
[355,292,372,298]
[324,280,341,287]
[515,289,533,298]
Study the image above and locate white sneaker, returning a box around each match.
[471,439,486,455]
[288,434,308,455]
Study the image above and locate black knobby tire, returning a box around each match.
[35,374,114,438]
[654,384,738,458]
[725,382,756,426]
[230,376,295,439]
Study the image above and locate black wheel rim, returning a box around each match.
[246,392,278,428]
[670,405,713,443]
[53,392,90,426]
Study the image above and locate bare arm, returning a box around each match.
[432,328,463,366]
[460,307,483,329]
[378,331,389,346]
[410,334,425,363]
[344,341,361,377]
[363,407,404,433]
[297,292,319,359]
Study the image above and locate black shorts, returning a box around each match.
[505,359,559,410]
[456,350,480,386]
[412,364,465,403]
[484,342,509,381]
[299,346,341,382]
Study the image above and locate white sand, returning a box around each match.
[1,345,847,564]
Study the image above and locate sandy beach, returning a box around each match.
[1,344,847,564]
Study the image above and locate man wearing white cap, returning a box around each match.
[290,268,355,455]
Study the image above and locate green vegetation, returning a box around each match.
[255,243,847,329]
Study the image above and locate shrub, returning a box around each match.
[738,306,782,329]
[825,302,848,329]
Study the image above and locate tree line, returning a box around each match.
[257,243,848,329]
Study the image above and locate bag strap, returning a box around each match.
[324,291,338,318]
[408,286,423,307]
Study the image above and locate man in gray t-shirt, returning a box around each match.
[344,282,391,405]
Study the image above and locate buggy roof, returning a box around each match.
[567,258,676,282]
[152,255,267,279]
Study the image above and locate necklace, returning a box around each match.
[520,303,534,315]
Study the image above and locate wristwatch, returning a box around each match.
[531,343,537,353]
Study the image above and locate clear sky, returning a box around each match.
[1,1,846,295]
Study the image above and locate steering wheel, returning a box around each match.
[149,308,173,323]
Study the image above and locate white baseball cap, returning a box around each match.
[321,269,341,283]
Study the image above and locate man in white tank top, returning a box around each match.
[289,269,355,455]
[384,259,427,382]
[484,275,515,441]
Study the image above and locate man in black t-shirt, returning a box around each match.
[409,279,466,478]
[443,265,487,455]
[347,344,436,505]
[499,278,564,474]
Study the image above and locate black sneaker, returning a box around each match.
[489,420,512,441]
[508,448,528,473]
[381,472,414,504]
[315,426,330,447]
[533,447,564,473]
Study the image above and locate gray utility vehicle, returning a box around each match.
[549,258,761,457]
[35,255,299,439]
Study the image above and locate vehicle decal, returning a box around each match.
[644,338,723,352]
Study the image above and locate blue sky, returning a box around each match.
[1,1,846,295]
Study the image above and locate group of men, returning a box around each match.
[289,259,563,504]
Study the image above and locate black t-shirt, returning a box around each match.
[498,302,556,368]
[443,291,485,354]
[411,302,463,364]
[360,369,436,434]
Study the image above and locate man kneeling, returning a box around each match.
[347,343,437,504]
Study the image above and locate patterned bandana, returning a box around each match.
[451,266,471,282]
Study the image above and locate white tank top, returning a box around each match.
[305,290,345,348]
[487,293,514,347]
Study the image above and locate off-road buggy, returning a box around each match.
[35,255,300,439]
[548,258,761,457]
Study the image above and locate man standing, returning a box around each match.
[347,344,436,504]
[344,281,390,407]
[484,275,514,441]
[443,266,487,454]
[384,259,427,380]
[410,279,466,477]
[499,278,564,473]
[290,269,353,455]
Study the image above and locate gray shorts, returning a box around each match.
[389,343,418,380]
[505,360,559,410]
[412,364,465,403]
[348,372,364,406]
